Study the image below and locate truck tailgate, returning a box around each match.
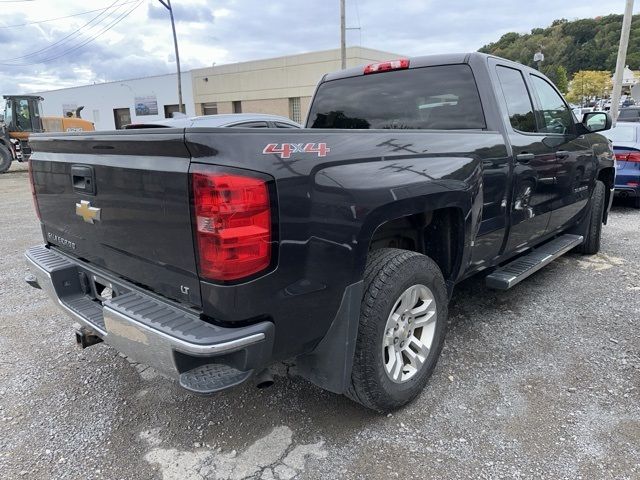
[29,130,201,307]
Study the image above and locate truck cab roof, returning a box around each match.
[322,52,533,83]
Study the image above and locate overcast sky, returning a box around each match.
[0,0,633,95]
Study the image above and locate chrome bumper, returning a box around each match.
[25,245,273,385]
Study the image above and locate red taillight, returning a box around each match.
[363,58,410,75]
[625,152,640,163]
[28,160,40,220]
[191,168,272,282]
[615,151,640,162]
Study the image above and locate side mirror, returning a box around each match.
[582,111,612,133]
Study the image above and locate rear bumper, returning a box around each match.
[25,245,274,393]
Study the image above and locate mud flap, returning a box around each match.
[295,281,363,394]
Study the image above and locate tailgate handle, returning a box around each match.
[71,165,96,195]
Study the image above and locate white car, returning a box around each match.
[125,113,301,129]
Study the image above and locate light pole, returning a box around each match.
[158,0,184,114]
[340,0,346,69]
[533,49,544,71]
[611,0,634,124]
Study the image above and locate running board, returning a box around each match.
[486,234,583,290]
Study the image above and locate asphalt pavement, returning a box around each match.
[0,165,638,479]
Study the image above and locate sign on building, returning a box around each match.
[134,95,158,116]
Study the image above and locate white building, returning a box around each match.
[191,47,400,123]
[33,71,194,130]
[32,47,400,130]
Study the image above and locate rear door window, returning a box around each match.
[495,66,536,133]
[307,64,486,130]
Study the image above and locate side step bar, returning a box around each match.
[486,234,584,290]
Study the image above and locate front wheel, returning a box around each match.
[0,145,12,174]
[576,180,605,255]
[346,248,448,412]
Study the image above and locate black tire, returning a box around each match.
[576,180,606,255]
[634,195,640,210]
[346,248,448,412]
[0,145,12,174]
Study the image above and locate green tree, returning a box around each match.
[479,14,640,74]
[555,65,569,93]
[566,70,611,104]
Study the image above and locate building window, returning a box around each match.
[289,97,301,123]
[232,101,242,114]
[113,108,131,129]
[202,102,218,115]
[164,104,180,118]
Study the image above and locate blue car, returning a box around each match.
[603,121,640,208]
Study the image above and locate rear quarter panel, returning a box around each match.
[185,128,504,358]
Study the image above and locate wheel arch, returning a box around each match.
[354,192,475,291]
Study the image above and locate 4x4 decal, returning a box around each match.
[263,143,330,159]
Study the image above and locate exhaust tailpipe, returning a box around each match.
[255,368,274,389]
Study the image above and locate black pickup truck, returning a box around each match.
[25,53,615,412]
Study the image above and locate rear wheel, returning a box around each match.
[346,248,448,412]
[0,145,12,174]
[576,180,605,255]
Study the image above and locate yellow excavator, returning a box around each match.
[0,95,95,173]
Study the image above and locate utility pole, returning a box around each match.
[158,0,184,114]
[610,0,634,124]
[340,0,346,69]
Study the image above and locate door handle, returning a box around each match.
[71,165,96,195]
[515,153,535,164]
[556,150,570,159]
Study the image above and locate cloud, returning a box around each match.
[147,2,214,23]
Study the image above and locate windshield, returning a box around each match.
[603,125,636,143]
[307,64,486,130]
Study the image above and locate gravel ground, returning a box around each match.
[0,168,638,480]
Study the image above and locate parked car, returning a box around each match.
[617,106,640,122]
[602,121,640,208]
[25,53,615,412]
[125,113,301,129]
[572,106,594,120]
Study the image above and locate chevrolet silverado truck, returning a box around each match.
[24,53,615,412]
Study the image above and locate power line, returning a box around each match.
[1,0,124,62]
[1,0,144,66]
[0,1,139,29]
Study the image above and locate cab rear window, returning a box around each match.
[307,64,486,130]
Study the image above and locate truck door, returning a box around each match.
[492,64,559,253]
[526,74,595,233]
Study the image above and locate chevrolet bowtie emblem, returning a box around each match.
[75,200,101,224]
